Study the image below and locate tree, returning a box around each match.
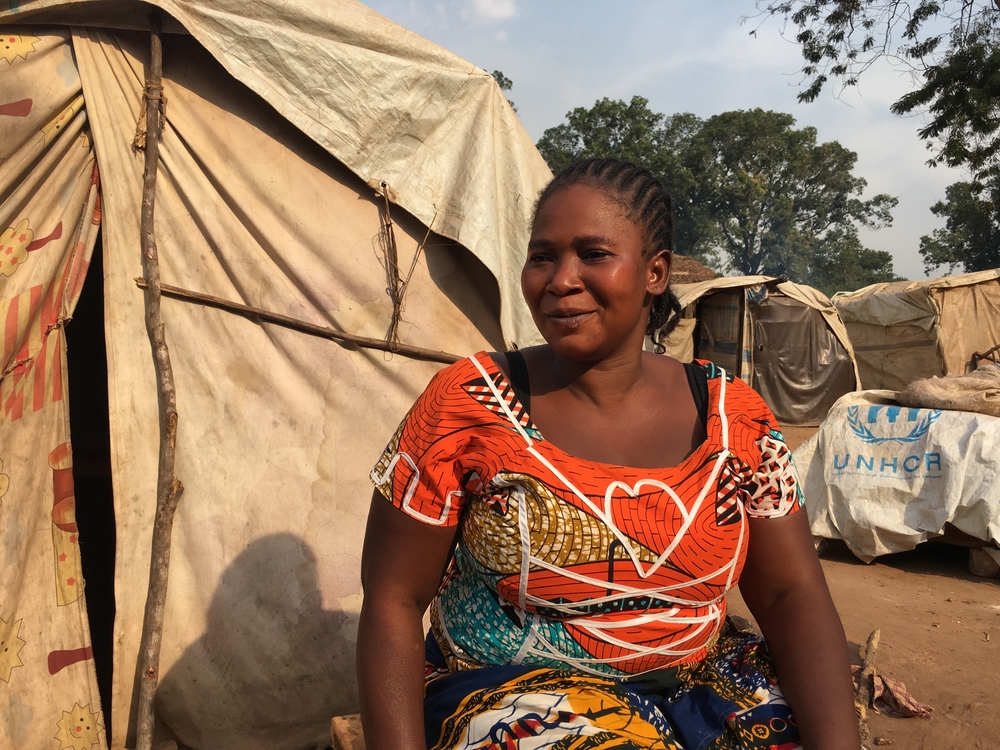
[491,70,516,112]
[919,177,1000,272]
[808,229,901,295]
[685,108,897,281]
[536,101,898,290]
[536,96,673,172]
[535,97,720,263]
[756,1,1000,178]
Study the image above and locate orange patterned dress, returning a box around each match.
[371,352,804,749]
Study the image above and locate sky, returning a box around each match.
[363,0,968,281]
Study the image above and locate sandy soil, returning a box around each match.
[729,544,1000,749]
[724,425,1000,749]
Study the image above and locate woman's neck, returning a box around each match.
[545,346,649,409]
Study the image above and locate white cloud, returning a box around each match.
[467,0,518,21]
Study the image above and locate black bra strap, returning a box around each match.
[505,350,531,415]
[683,362,709,429]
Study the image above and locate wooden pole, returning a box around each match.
[133,278,462,365]
[134,13,184,750]
[856,628,880,734]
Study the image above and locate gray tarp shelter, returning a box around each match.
[661,276,860,425]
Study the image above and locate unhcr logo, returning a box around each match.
[846,405,941,444]
[832,405,943,479]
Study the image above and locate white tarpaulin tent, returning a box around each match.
[833,269,1000,391]
[0,3,550,748]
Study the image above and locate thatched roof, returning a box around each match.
[670,254,718,284]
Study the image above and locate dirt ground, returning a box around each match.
[725,425,1000,749]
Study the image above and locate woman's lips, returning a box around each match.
[545,311,595,328]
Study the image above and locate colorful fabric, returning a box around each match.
[371,352,804,747]
[373,353,802,674]
[423,622,801,750]
[0,28,105,750]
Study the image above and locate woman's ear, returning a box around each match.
[647,251,671,296]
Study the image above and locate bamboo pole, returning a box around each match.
[134,13,184,750]
[133,278,462,365]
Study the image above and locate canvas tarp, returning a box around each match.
[80,26,510,749]
[751,295,857,427]
[794,390,1000,562]
[4,0,552,350]
[0,29,104,748]
[833,269,1000,390]
[0,3,554,748]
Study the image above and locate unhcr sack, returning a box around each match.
[795,390,1000,562]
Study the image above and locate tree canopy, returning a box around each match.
[756,1,1000,178]
[536,98,899,295]
[919,177,1000,272]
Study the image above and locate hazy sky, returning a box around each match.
[363,0,967,281]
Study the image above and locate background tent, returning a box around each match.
[661,276,860,426]
[0,3,550,749]
[832,269,1000,391]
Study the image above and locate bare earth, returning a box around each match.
[725,425,1000,749]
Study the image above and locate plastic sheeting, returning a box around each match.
[795,390,1000,562]
[753,296,856,426]
[834,270,1000,390]
[664,276,860,425]
[0,29,105,749]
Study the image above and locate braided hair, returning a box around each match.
[533,157,683,354]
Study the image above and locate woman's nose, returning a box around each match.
[547,256,583,294]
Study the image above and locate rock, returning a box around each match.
[968,548,1000,579]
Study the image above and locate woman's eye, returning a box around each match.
[528,253,552,263]
[583,249,611,260]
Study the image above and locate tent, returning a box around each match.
[0,3,550,749]
[660,276,860,426]
[832,269,1000,391]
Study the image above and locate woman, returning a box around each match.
[358,158,860,750]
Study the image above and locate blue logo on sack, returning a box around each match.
[847,405,941,445]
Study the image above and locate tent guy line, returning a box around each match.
[133,278,463,365]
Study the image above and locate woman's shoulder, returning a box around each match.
[411,352,511,420]
[424,351,494,390]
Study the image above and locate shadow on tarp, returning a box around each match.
[142,533,353,750]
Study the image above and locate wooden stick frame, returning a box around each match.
[134,13,184,750]
[133,278,462,365]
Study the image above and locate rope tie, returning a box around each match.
[132,80,167,153]
[375,182,437,354]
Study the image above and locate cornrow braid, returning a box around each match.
[533,157,683,353]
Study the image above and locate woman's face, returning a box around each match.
[522,183,670,360]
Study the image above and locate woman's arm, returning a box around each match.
[358,490,459,750]
[738,510,861,750]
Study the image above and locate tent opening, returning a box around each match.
[694,289,745,378]
[65,233,115,741]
